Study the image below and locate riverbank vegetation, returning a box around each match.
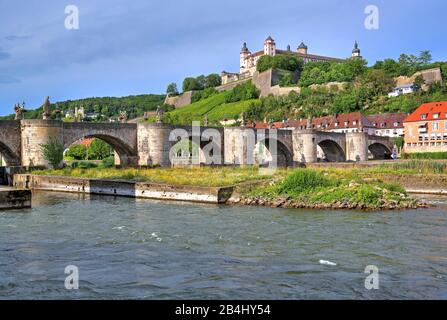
[239,168,419,210]
[31,165,428,210]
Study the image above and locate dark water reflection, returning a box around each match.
[0,191,446,299]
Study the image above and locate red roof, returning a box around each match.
[284,112,374,130]
[79,138,94,146]
[366,113,407,129]
[404,102,447,123]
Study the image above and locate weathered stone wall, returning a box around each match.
[0,121,22,166]
[0,187,31,210]
[20,120,63,167]
[394,67,443,90]
[63,122,138,166]
[345,132,369,162]
[224,127,294,166]
[164,91,194,109]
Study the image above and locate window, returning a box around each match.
[421,114,427,119]
[433,122,439,131]
[434,113,440,119]
[334,122,339,127]
[394,122,399,127]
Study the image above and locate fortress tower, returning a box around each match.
[263,36,276,56]
[240,42,251,74]
[297,41,308,55]
[352,41,362,59]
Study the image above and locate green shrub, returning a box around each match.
[40,138,64,169]
[225,81,259,103]
[276,169,334,195]
[402,152,447,160]
[101,156,115,168]
[71,161,98,169]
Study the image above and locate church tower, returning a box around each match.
[352,41,362,59]
[240,42,251,73]
[263,36,276,56]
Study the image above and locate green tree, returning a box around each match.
[418,51,432,66]
[412,75,425,92]
[204,74,222,88]
[88,139,113,160]
[182,77,203,92]
[166,82,179,96]
[40,138,64,169]
[66,144,88,160]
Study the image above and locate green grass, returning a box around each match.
[402,152,447,160]
[32,166,280,187]
[160,91,260,125]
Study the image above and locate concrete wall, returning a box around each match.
[14,174,234,204]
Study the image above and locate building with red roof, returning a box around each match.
[366,113,406,137]
[403,101,447,153]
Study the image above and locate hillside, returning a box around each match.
[162,91,260,125]
[0,94,165,121]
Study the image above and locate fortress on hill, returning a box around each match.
[221,36,362,85]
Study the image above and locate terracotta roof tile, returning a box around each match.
[404,102,447,123]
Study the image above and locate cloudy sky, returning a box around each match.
[0,0,446,115]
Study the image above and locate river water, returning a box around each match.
[0,191,446,299]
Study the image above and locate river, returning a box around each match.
[0,191,446,299]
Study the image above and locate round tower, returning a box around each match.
[240,42,251,73]
[263,36,276,56]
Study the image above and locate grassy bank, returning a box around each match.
[31,166,424,210]
[32,166,278,187]
[239,168,419,210]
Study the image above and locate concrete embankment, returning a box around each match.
[13,174,234,204]
[0,186,32,210]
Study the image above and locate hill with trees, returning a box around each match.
[160,51,447,125]
[0,94,165,121]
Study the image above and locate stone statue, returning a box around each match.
[156,106,164,124]
[14,102,26,120]
[240,112,246,127]
[42,96,51,120]
[204,115,209,127]
[54,104,62,121]
[306,116,313,129]
[118,110,128,123]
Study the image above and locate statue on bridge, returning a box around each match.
[156,106,164,124]
[118,111,128,123]
[41,96,51,120]
[240,112,246,127]
[54,104,62,121]
[14,102,26,120]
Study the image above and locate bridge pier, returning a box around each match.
[21,120,64,167]
[292,130,318,163]
[345,132,369,162]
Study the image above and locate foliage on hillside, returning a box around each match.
[161,82,260,125]
[0,94,165,121]
[256,54,304,73]
[182,73,222,92]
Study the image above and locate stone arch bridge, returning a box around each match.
[0,120,395,168]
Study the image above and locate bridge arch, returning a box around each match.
[64,133,138,166]
[317,139,346,162]
[368,142,392,160]
[0,141,20,166]
[254,138,294,167]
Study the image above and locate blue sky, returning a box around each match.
[0,0,446,115]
